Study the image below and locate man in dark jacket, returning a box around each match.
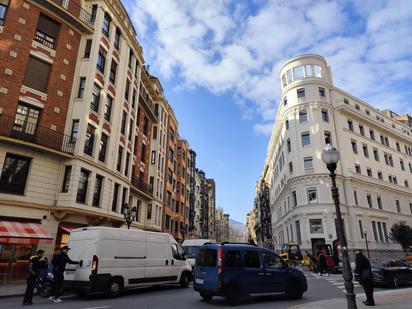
[23,249,48,305]
[355,250,375,306]
[49,246,79,303]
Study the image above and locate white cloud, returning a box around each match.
[130,0,412,135]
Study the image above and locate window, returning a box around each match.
[60,165,72,193]
[285,119,289,130]
[0,153,31,194]
[304,156,313,169]
[243,251,261,268]
[152,126,158,140]
[359,220,364,239]
[395,200,401,213]
[124,153,130,176]
[293,66,304,80]
[0,0,9,26]
[385,137,390,147]
[400,159,405,170]
[112,183,120,212]
[355,164,361,174]
[91,84,101,112]
[147,204,152,220]
[34,14,60,49]
[102,13,111,37]
[377,196,383,209]
[309,219,323,233]
[114,27,121,50]
[344,98,349,104]
[117,146,123,172]
[363,144,369,158]
[396,142,401,152]
[141,144,146,162]
[377,171,383,180]
[373,148,379,161]
[351,140,358,154]
[297,88,305,98]
[301,132,310,146]
[125,79,130,101]
[367,194,373,208]
[321,109,329,122]
[132,89,137,109]
[367,167,372,177]
[369,129,375,140]
[13,104,40,137]
[410,203,412,214]
[84,39,92,58]
[104,96,113,122]
[318,87,326,97]
[313,65,322,77]
[225,251,242,267]
[151,151,156,164]
[143,117,149,136]
[380,134,385,145]
[292,191,297,207]
[405,180,409,188]
[372,221,378,241]
[299,110,308,123]
[289,162,293,174]
[121,111,127,135]
[23,56,51,92]
[263,252,284,269]
[96,47,106,74]
[128,48,133,69]
[98,133,108,162]
[78,77,86,98]
[307,187,317,202]
[348,120,354,131]
[382,223,389,241]
[359,125,365,136]
[354,190,358,205]
[76,169,89,203]
[355,104,360,110]
[283,97,287,106]
[196,249,217,267]
[84,124,95,156]
[90,4,97,22]
[109,60,117,84]
[128,120,134,141]
[324,131,332,145]
[92,175,103,207]
[70,120,79,142]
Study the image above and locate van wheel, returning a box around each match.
[106,278,123,297]
[180,272,190,288]
[286,280,304,300]
[200,293,212,301]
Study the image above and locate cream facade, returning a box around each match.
[262,54,412,258]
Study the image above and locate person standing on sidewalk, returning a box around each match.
[22,249,48,305]
[318,253,328,276]
[49,246,80,303]
[355,250,375,306]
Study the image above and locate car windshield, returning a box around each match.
[183,246,199,258]
[290,246,299,254]
[372,260,387,268]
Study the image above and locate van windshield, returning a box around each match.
[196,249,216,267]
[183,246,199,258]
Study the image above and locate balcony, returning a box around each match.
[0,115,75,154]
[34,0,94,33]
[131,175,153,197]
[33,30,56,49]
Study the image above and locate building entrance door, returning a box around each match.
[311,238,325,256]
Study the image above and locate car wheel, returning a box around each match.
[391,275,399,289]
[180,272,190,288]
[200,293,213,301]
[286,280,304,300]
[106,278,123,297]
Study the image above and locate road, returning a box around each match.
[1,269,409,309]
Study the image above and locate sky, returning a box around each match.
[122,0,412,223]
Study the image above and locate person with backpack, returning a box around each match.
[355,250,375,306]
[23,249,48,305]
[49,246,80,303]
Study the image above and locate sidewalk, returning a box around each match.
[0,283,26,298]
[289,288,412,309]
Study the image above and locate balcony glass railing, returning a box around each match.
[0,115,76,153]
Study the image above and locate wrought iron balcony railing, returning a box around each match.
[131,175,152,196]
[50,0,94,27]
[0,115,76,154]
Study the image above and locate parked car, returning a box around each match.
[193,243,307,305]
[64,227,192,297]
[370,259,412,288]
[182,239,215,271]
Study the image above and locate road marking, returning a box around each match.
[79,306,110,309]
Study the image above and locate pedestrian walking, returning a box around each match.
[355,250,375,306]
[318,253,328,276]
[49,246,80,303]
[23,249,48,305]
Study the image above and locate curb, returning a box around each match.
[0,293,25,299]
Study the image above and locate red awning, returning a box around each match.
[0,221,53,245]
[59,225,77,234]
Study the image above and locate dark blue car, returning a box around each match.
[193,243,307,305]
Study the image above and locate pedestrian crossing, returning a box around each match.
[304,271,362,293]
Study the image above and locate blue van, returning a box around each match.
[193,243,307,305]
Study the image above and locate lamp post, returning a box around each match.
[122,203,137,229]
[322,144,357,309]
[363,229,370,258]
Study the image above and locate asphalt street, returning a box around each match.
[1,270,409,309]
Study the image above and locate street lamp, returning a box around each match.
[363,229,370,258]
[122,203,137,229]
[322,144,357,309]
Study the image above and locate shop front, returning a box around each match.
[0,220,53,283]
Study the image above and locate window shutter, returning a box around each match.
[23,57,51,92]
[37,14,60,39]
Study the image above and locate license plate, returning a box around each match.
[195,278,204,284]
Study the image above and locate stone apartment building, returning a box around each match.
[255,54,412,258]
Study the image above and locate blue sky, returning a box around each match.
[123,0,412,223]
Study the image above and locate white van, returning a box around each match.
[182,239,215,270]
[64,227,192,297]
